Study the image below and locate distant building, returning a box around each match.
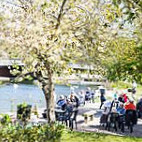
[69,63,94,71]
[0,59,105,85]
[0,59,24,77]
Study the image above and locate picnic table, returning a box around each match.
[83,111,96,124]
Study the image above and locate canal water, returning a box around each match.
[0,83,96,113]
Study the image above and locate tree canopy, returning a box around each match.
[0,0,123,122]
[1,0,142,122]
[102,0,142,83]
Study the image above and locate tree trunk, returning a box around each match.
[42,70,55,123]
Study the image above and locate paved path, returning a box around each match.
[76,103,142,137]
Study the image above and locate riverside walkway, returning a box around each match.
[5,102,142,137]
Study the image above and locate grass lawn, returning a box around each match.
[61,131,142,142]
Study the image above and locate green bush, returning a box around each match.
[17,103,32,122]
[0,122,64,142]
[0,114,12,125]
[110,81,131,89]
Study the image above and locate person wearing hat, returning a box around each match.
[125,98,136,110]
[57,95,67,110]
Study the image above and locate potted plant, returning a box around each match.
[17,103,32,122]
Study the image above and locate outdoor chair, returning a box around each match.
[136,102,142,118]
[69,109,78,130]
[118,114,125,132]
[42,109,47,118]
[55,109,73,126]
[106,112,119,131]
[125,109,137,133]
[100,114,108,126]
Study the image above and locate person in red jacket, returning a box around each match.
[123,94,128,103]
[125,98,136,110]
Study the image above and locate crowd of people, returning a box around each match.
[56,92,80,111]
[56,87,96,111]
[113,90,142,115]
[100,95,137,119]
[100,87,142,132]
[55,84,142,132]
[55,85,142,121]
[56,85,142,112]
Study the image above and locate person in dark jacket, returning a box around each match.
[100,94,106,109]
[118,94,125,103]
[136,98,142,118]
[70,92,80,108]
[99,86,106,109]
[85,87,92,102]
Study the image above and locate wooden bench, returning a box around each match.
[83,111,96,124]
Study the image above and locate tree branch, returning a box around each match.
[55,0,67,29]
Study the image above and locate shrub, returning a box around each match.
[0,121,64,142]
[0,114,12,125]
[110,81,131,89]
[17,103,32,122]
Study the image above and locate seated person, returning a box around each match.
[116,103,125,130]
[57,95,67,110]
[100,101,111,124]
[125,109,137,125]
[85,87,92,101]
[124,98,137,127]
[125,98,136,110]
[136,97,142,118]
[117,103,125,115]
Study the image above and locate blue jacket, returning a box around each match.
[117,107,125,115]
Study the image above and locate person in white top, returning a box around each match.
[132,81,137,89]
[132,81,137,98]
[100,101,111,125]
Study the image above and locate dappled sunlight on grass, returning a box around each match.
[61,130,142,142]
